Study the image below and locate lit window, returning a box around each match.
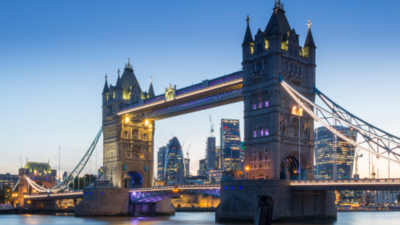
[259,102,263,109]
[260,128,264,137]
[265,129,269,136]
[140,153,144,159]
[253,130,257,138]
[265,164,268,168]
[265,101,269,107]
[253,104,257,110]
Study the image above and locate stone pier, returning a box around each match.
[75,188,175,216]
[215,180,337,223]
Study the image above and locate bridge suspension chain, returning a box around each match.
[25,127,103,193]
[280,77,400,164]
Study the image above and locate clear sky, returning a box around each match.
[1,0,400,179]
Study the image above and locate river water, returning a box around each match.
[0,212,399,225]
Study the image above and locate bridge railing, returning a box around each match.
[130,183,220,191]
[290,178,400,185]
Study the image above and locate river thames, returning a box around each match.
[0,212,399,225]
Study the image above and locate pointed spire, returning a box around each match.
[148,76,155,97]
[102,74,109,94]
[242,15,254,47]
[304,20,316,48]
[115,69,123,90]
[125,57,133,70]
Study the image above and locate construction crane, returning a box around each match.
[209,115,214,137]
[186,143,191,159]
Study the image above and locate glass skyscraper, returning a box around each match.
[314,126,357,179]
[220,119,241,171]
[157,146,167,179]
[164,137,186,185]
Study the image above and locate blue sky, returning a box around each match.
[1,0,400,178]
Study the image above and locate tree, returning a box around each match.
[0,186,12,204]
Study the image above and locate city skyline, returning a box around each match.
[2,0,400,179]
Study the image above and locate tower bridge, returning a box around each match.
[16,1,400,222]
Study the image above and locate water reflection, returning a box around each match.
[0,212,399,225]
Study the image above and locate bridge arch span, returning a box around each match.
[280,152,310,180]
[125,171,143,189]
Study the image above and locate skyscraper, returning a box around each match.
[314,126,357,179]
[221,119,241,171]
[157,146,167,179]
[164,137,185,185]
[207,137,216,171]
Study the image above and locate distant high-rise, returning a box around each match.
[198,159,206,176]
[157,146,167,179]
[207,137,216,171]
[314,126,356,179]
[220,119,241,171]
[165,137,185,185]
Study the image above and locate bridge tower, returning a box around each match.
[242,2,316,180]
[102,60,155,188]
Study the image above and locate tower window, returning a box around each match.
[253,149,257,155]
[265,127,269,136]
[264,147,268,154]
[143,133,147,140]
[259,128,264,137]
[265,156,268,161]
[253,130,257,138]
[140,153,145,159]
[256,43,262,52]
[256,62,262,71]
[253,104,257,110]
[124,131,128,138]
[258,152,263,161]
[259,163,262,168]
[281,98,285,107]
[265,101,269,107]
[259,102,263,109]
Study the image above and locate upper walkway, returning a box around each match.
[25,191,83,201]
[117,71,243,120]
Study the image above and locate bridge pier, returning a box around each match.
[132,198,175,216]
[216,180,336,223]
[75,188,130,216]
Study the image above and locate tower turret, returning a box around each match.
[148,76,155,98]
[303,20,316,64]
[102,74,109,105]
[242,15,254,62]
[114,68,123,102]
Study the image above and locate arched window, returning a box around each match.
[265,126,269,136]
[253,128,257,138]
[132,129,139,139]
[259,127,264,137]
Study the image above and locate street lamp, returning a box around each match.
[292,105,303,180]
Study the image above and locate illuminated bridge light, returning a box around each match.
[224,187,227,190]
[239,186,242,189]
[231,186,234,190]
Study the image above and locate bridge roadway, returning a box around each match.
[290,178,400,190]
[23,179,400,201]
[25,191,83,201]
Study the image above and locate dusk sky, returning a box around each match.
[1,0,400,178]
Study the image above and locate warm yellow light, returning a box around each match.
[125,117,130,123]
[33,190,36,193]
[292,106,303,116]
[27,200,31,204]
[245,166,250,171]
[145,120,149,126]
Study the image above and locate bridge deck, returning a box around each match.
[130,184,220,192]
[290,178,400,190]
[25,191,83,200]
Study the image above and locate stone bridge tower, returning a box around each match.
[242,2,316,180]
[102,60,155,188]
